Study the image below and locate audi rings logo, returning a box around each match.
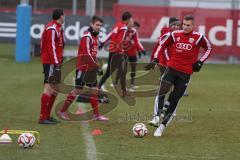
[176,43,192,50]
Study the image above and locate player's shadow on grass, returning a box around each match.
[55,90,118,122]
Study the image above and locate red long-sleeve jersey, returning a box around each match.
[154,30,212,74]
[77,30,99,72]
[125,28,145,56]
[102,21,128,53]
[126,42,137,56]
[41,20,64,65]
[151,27,171,66]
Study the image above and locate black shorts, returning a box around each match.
[128,55,137,63]
[161,67,190,86]
[75,69,98,89]
[43,64,61,84]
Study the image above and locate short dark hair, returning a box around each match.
[184,14,194,21]
[122,11,132,21]
[134,21,140,28]
[52,9,64,20]
[91,15,103,24]
[169,17,180,26]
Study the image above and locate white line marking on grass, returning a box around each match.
[86,152,109,156]
[82,123,98,160]
[78,103,98,160]
[70,79,98,160]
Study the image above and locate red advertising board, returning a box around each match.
[113,4,240,56]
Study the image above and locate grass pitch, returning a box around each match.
[0,43,240,160]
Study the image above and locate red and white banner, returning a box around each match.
[113,4,240,56]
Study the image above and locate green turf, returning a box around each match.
[0,43,240,160]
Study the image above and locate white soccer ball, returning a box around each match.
[132,123,148,138]
[18,133,36,148]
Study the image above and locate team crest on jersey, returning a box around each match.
[189,38,194,43]
[176,37,181,41]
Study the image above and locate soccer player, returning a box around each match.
[57,16,109,121]
[98,12,133,97]
[39,9,65,124]
[147,17,181,126]
[113,21,146,91]
[152,15,212,136]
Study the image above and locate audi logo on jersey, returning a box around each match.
[176,43,192,50]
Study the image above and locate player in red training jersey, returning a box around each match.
[147,17,181,127]
[98,12,134,97]
[113,21,146,91]
[39,9,65,125]
[151,15,212,137]
[58,16,109,121]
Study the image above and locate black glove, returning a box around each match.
[144,58,159,70]
[98,42,104,50]
[138,50,146,59]
[141,50,146,56]
[192,60,203,72]
[97,68,103,76]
